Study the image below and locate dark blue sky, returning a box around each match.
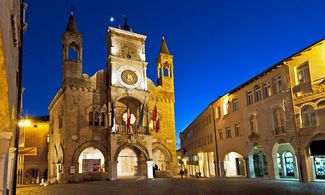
[23,0,325,147]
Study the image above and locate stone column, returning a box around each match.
[146,160,154,179]
[247,156,256,178]
[267,156,275,179]
[108,161,118,180]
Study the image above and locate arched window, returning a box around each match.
[94,112,99,126]
[301,106,316,127]
[101,113,105,127]
[89,112,93,126]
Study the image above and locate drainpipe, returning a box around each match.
[12,0,24,194]
[210,104,220,177]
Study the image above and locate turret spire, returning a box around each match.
[160,36,170,54]
[66,12,79,33]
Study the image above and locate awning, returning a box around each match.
[18,147,37,156]
[310,140,325,156]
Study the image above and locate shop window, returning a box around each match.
[301,105,316,127]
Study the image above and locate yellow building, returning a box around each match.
[17,116,49,185]
[181,38,325,182]
[48,14,177,183]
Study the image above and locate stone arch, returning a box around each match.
[114,142,149,161]
[71,141,108,165]
[223,151,246,177]
[305,133,325,156]
[316,99,325,108]
[0,31,10,131]
[152,143,173,171]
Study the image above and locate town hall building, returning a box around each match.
[48,13,177,183]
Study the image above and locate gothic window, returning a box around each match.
[101,113,106,127]
[254,85,262,102]
[68,42,79,61]
[89,112,93,126]
[301,106,316,127]
[274,109,285,129]
[94,112,99,126]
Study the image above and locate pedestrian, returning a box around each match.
[184,168,188,177]
[180,170,184,178]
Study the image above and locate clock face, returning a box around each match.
[117,66,141,89]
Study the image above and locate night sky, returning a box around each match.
[23,0,325,147]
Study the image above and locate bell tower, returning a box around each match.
[156,37,174,91]
[62,12,83,84]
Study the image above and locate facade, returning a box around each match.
[180,38,325,182]
[48,14,177,183]
[0,0,26,194]
[180,107,216,177]
[17,116,49,185]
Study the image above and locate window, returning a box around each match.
[233,98,239,111]
[249,115,257,133]
[224,101,230,115]
[274,109,285,129]
[297,62,311,84]
[226,127,231,139]
[301,106,316,127]
[254,85,262,101]
[218,129,223,140]
[247,90,254,105]
[101,113,106,126]
[234,124,240,137]
[272,75,282,94]
[216,106,221,119]
[210,134,213,143]
[263,81,272,97]
[94,112,99,126]
[89,112,93,126]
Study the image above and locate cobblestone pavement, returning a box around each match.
[17,177,325,195]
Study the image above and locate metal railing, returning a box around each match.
[115,124,149,135]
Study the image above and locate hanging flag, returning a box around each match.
[152,104,158,121]
[127,108,131,133]
[155,118,160,133]
[110,101,116,132]
[137,103,144,129]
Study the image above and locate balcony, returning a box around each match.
[115,124,149,135]
[248,132,260,142]
[273,126,287,137]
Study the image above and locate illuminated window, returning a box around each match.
[254,85,262,101]
[224,101,230,115]
[94,112,99,126]
[216,106,221,119]
[301,105,316,127]
[263,81,272,97]
[234,124,240,137]
[226,127,231,139]
[297,62,310,84]
[218,129,223,140]
[89,112,93,126]
[272,75,282,94]
[233,98,239,111]
[247,90,254,105]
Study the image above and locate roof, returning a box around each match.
[160,37,170,54]
[66,12,79,33]
[210,37,325,104]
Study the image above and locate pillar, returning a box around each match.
[146,160,154,179]
[108,161,118,180]
[247,156,256,178]
[267,156,275,179]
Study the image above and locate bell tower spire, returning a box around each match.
[156,37,174,90]
[62,12,83,84]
